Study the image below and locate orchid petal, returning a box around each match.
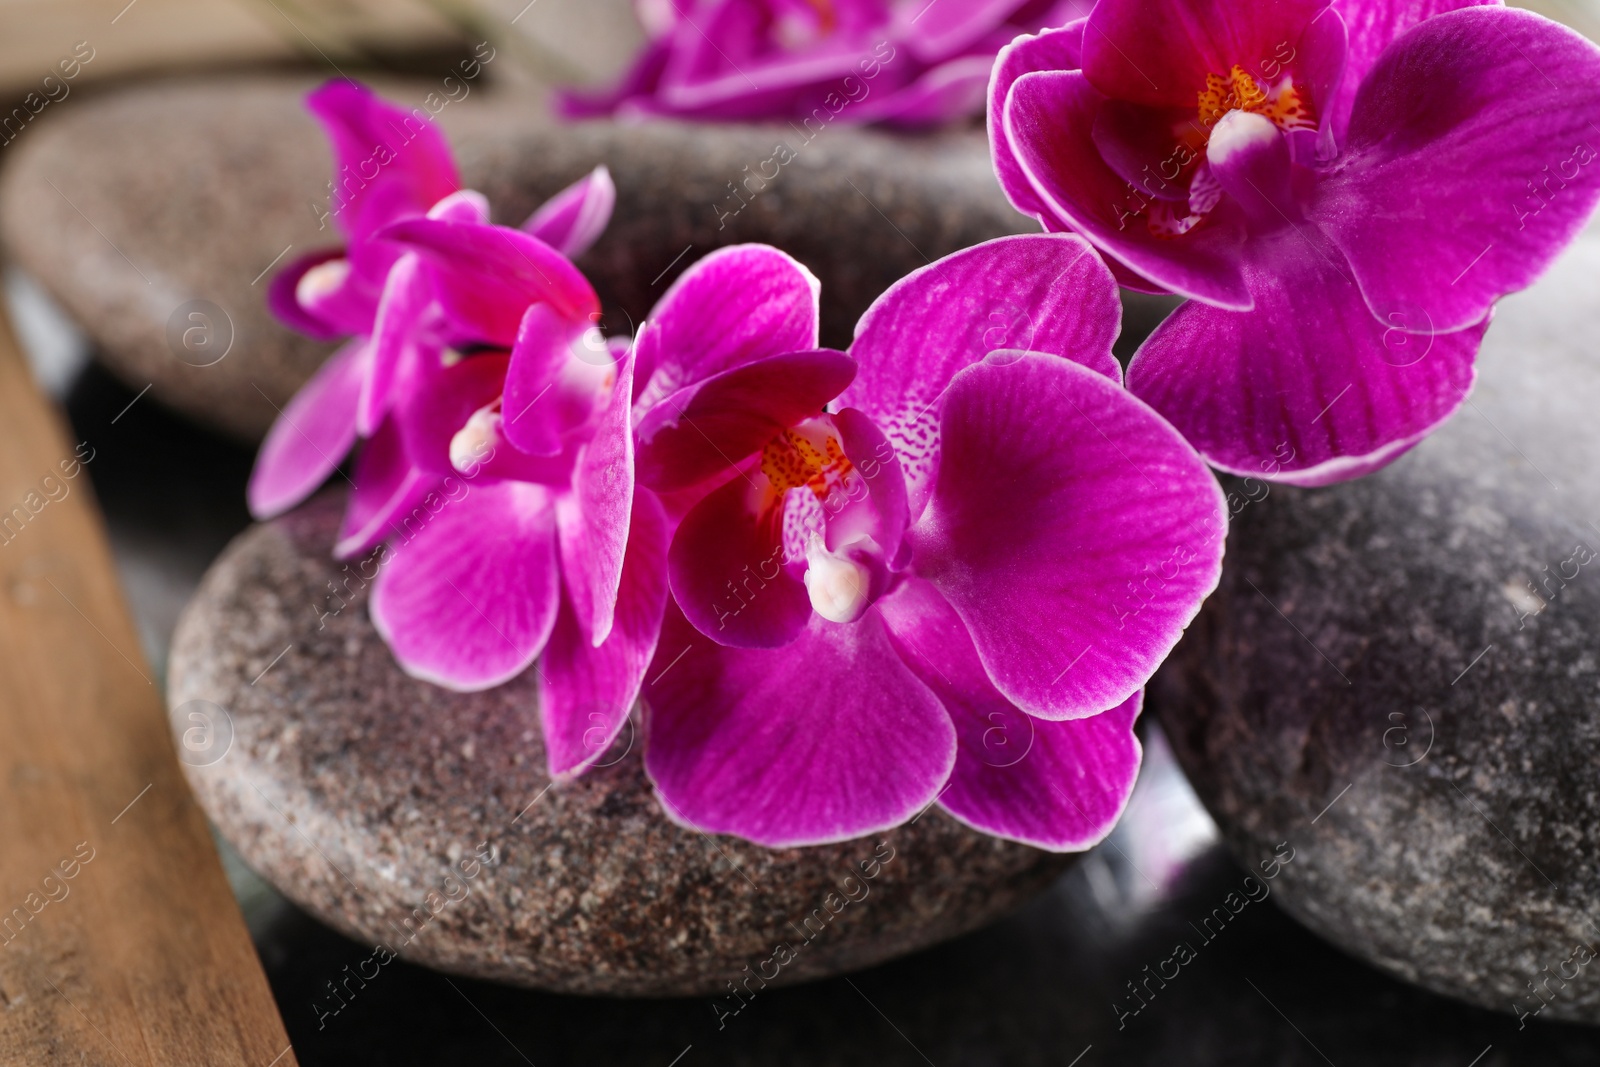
[334,416,436,559]
[878,578,1143,851]
[829,407,909,565]
[427,189,490,224]
[369,482,559,691]
[267,248,349,340]
[941,688,1143,851]
[1314,6,1600,334]
[667,468,812,649]
[843,54,992,127]
[556,350,637,647]
[556,40,673,119]
[633,244,821,412]
[913,352,1226,720]
[1081,0,1329,109]
[540,489,668,777]
[380,217,599,345]
[902,0,1030,61]
[247,338,366,519]
[395,353,511,480]
[990,24,1086,223]
[1326,0,1498,141]
[503,303,582,457]
[359,253,432,437]
[289,254,378,338]
[842,232,1123,518]
[643,602,956,848]
[635,349,857,492]
[522,165,617,259]
[306,80,460,243]
[1127,226,1486,485]
[1295,6,1349,163]
[654,1,886,118]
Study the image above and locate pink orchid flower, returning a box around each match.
[559,0,1085,126]
[247,84,650,778]
[247,80,615,520]
[990,0,1600,484]
[360,214,668,782]
[630,235,1227,849]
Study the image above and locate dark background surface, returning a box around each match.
[48,331,1600,1067]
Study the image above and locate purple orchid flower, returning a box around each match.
[990,0,1600,484]
[247,80,615,520]
[247,83,651,778]
[559,0,1085,126]
[298,210,666,779]
[630,235,1227,849]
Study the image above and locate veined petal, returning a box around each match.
[306,80,460,244]
[247,338,366,519]
[1081,0,1329,109]
[667,467,813,649]
[540,490,669,778]
[989,23,1086,222]
[1326,0,1498,142]
[369,481,559,691]
[633,244,821,413]
[1314,6,1600,334]
[942,689,1143,850]
[635,349,857,493]
[1127,226,1484,485]
[379,217,599,345]
[877,578,1143,851]
[842,232,1123,518]
[556,350,637,647]
[522,165,616,259]
[1005,70,1253,309]
[643,602,956,849]
[912,352,1226,720]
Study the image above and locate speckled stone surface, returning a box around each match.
[1152,222,1600,1023]
[166,491,1068,996]
[1,75,1025,443]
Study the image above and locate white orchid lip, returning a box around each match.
[803,535,872,624]
[296,257,350,308]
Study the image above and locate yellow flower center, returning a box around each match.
[1198,65,1314,133]
[760,425,853,501]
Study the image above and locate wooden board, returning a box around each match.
[0,303,295,1064]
